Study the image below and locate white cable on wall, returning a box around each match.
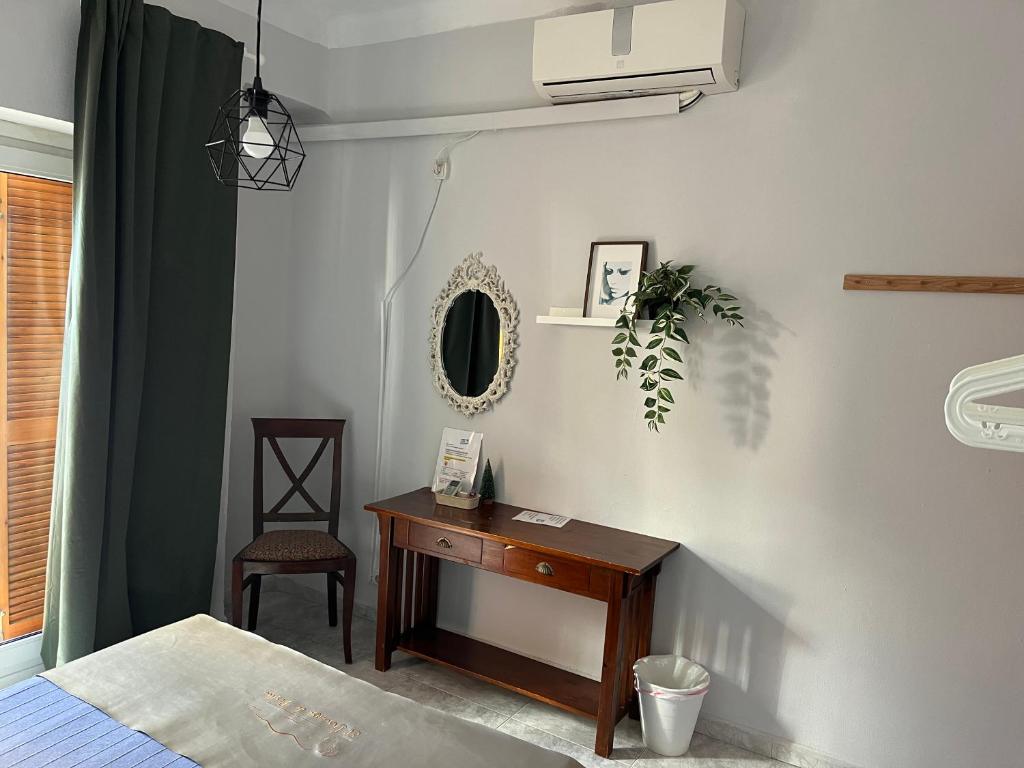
[368,132,481,581]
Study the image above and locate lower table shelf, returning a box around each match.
[397,625,601,719]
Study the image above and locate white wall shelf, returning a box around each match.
[536,315,653,330]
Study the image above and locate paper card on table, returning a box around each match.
[512,510,571,528]
[432,428,483,493]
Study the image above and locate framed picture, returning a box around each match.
[583,241,649,319]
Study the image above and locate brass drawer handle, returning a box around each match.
[535,562,554,577]
[436,537,453,549]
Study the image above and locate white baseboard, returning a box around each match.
[694,715,861,768]
[0,633,44,689]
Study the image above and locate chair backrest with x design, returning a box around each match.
[251,418,346,539]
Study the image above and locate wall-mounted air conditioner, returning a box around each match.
[533,0,745,104]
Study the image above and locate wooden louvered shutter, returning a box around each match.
[0,172,71,640]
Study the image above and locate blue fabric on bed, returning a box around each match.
[0,676,199,767]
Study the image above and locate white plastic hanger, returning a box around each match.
[945,353,1024,452]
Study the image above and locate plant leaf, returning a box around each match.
[607,265,746,433]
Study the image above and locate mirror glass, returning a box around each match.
[441,290,501,398]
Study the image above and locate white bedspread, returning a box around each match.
[43,615,582,768]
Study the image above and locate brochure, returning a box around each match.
[432,428,483,494]
[512,510,571,528]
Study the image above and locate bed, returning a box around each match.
[0,615,583,767]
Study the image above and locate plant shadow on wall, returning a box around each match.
[681,299,785,452]
[655,552,804,742]
[714,302,785,450]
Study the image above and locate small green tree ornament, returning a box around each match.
[480,460,496,504]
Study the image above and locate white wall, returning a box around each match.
[0,0,79,121]
[220,140,391,594]
[328,19,539,121]
[244,2,1024,768]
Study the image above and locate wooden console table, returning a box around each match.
[365,488,679,757]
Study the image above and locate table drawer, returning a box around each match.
[503,547,590,594]
[408,522,482,564]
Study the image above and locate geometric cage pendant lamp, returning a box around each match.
[206,0,305,191]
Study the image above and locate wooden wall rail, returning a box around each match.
[843,274,1024,294]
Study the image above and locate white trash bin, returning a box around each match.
[634,655,710,757]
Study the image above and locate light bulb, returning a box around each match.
[241,116,273,159]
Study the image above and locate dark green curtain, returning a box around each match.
[441,291,500,398]
[42,0,242,667]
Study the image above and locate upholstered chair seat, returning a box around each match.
[240,529,354,562]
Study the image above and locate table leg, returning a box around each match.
[595,572,628,758]
[375,514,400,671]
[628,573,658,719]
[619,583,641,719]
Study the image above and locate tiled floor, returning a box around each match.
[251,590,786,768]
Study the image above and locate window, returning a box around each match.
[0,172,71,641]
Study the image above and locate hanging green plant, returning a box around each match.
[612,262,744,432]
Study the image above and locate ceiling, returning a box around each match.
[214,0,637,49]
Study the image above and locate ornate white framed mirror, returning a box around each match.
[430,252,519,416]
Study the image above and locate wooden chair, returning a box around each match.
[232,418,356,663]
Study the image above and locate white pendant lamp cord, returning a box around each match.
[369,132,481,582]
